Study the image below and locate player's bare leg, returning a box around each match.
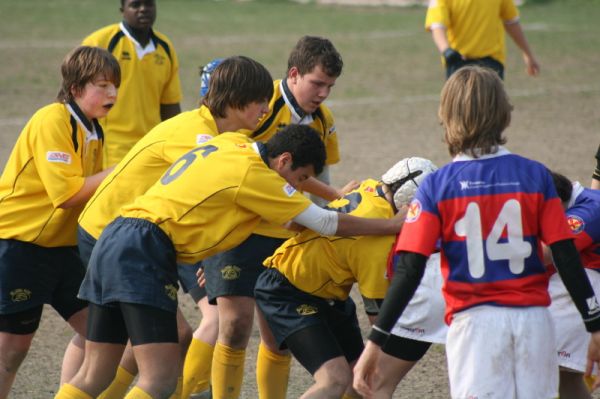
[60,307,88,384]
[0,332,35,399]
[132,342,181,398]
[301,356,352,399]
[256,308,291,399]
[370,351,418,398]
[559,368,592,399]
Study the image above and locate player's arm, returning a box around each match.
[592,144,600,189]
[58,166,114,209]
[352,251,427,397]
[160,103,181,121]
[292,203,404,237]
[430,27,463,66]
[301,176,360,203]
[504,20,540,76]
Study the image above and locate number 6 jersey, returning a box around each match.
[396,147,572,324]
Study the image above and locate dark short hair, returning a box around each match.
[550,170,572,203]
[265,124,326,176]
[287,36,343,78]
[57,46,121,103]
[202,56,273,118]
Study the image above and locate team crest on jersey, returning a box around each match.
[405,199,422,223]
[567,215,585,234]
[47,151,72,164]
[236,144,248,148]
[283,183,297,197]
[164,284,178,301]
[296,304,318,316]
[196,134,213,144]
[221,265,241,280]
[10,289,31,302]
[154,53,165,65]
[121,51,131,61]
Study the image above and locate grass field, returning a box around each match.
[2,0,600,397]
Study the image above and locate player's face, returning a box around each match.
[274,153,315,189]
[73,76,118,120]
[287,65,337,114]
[121,0,156,30]
[232,100,270,130]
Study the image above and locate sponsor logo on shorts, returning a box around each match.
[165,284,178,301]
[196,134,214,144]
[46,151,72,164]
[283,183,296,197]
[10,289,32,302]
[567,215,585,234]
[587,296,600,315]
[296,304,318,316]
[405,199,422,223]
[401,326,425,337]
[221,265,241,280]
[558,350,571,359]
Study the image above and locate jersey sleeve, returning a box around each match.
[31,111,85,208]
[539,171,573,245]
[236,163,312,226]
[159,37,182,105]
[425,0,449,31]
[500,0,519,22]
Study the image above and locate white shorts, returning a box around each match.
[549,269,600,372]
[446,305,558,399]
[390,252,448,344]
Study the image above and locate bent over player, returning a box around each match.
[0,46,119,398]
[353,66,600,399]
[55,125,403,399]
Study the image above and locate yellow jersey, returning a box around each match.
[0,102,104,247]
[79,106,219,240]
[264,179,395,301]
[425,0,519,65]
[120,133,313,264]
[82,23,182,167]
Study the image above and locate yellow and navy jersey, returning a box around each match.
[425,0,519,65]
[264,179,395,301]
[246,79,339,166]
[79,106,219,240]
[0,102,104,247]
[120,132,312,265]
[83,22,182,168]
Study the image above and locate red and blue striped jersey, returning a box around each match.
[565,183,600,270]
[396,148,573,324]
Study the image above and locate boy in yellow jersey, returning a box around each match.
[64,56,273,399]
[0,46,120,398]
[425,0,539,79]
[82,0,182,168]
[254,158,437,399]
[201,35,348,399]
[56,125,403,399]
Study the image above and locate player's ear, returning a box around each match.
[275,152,292,170]
[288,67,300,83]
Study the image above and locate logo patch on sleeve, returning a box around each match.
[567,215,585,234]
[196,134,214,144]
[283,183,297,197]
[405,199,422,223]
[46,151,72,164]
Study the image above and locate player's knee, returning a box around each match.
[316,362,352,396]
[219,313,253,347]
[0,346,30,374]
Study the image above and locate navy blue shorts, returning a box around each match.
[203,234,285,304]
[78,217,179,313]
[255,268,362,352]
[0,239,87,320]
[79,225,206,303]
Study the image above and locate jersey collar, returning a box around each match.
[120,22,156,59]
[66,100,103,141]
[568,181,585,209]
[280,79,314,125]
[252,142,269,166]
[452,146,511,162]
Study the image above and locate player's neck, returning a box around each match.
[122,21,152,47]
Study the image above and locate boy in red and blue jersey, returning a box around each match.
[353,66,600,399]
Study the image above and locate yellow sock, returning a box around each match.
[256,342,291,399]
[342,394,361,399]
[211,342,246,399]
[98,366,136,399]
[585,375,596,392]
[54,383,93,399]
[123,386,153,399]
[168,376,182,399]
[182,338,215,398]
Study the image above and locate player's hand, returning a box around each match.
[338,180,360,197]
[523,53,540,76]
[585,331,600,391]
[443,47,463,66]
[353,341,382,398]
[196,266,206,288]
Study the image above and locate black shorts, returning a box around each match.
[255,268,363,359]
[77,225,97,267]
[0,239,87,330]
[78,217,179,313]
[177,262,206,303]
[204,234,284,304]
[446,56,504,80]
